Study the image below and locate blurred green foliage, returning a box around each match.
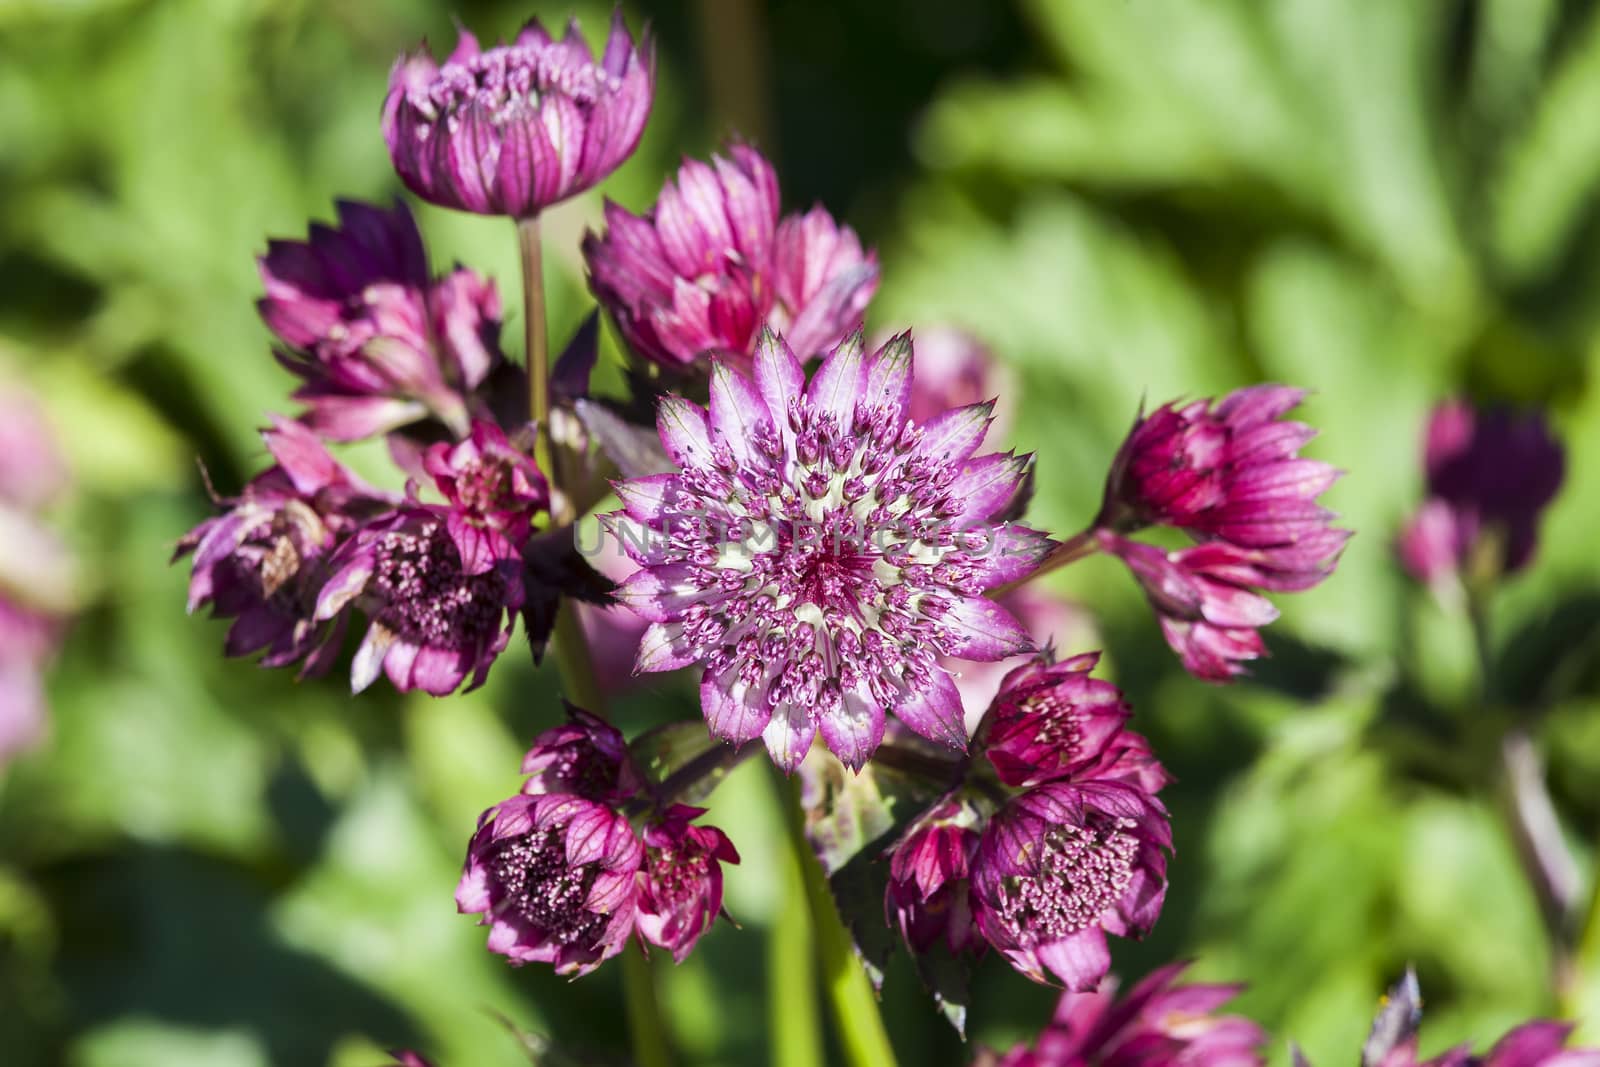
[1,1,1598,1065]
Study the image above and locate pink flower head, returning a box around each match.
[986,962,1267,1067]
[633,803,740,962]
[894,325,1014,433]
[977,653,1139,790]
[606,330,1051,771]
[1398,400,1565,588]
[457,792,642,975]
[176,418,396,675]
[0,385,69,509]
[972,780,1170,989]
[1101,387,1344,557]
[1101,531,1326,682]
[583,145,877,371]
[260,200,502,440]
[883,797,984,956]
[314,504,525,696]
[423,419,549,564]
[383,11,653,219]
[520,704,642,805]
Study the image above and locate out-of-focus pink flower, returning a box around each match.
[633,804,739,962]
[880,325,1015,435]
[980,961,1266,1067]
[520,704,642,805]
[884,797,985,957]
[605,330,1049,772]
[457,792,643,975]
[971,780,1169,990]
[583,146,877,371]
[383,12,652,219]
[176,418,397,676]
[1397,400,1565,590]
[260,200,503,440]
[0,387,69,509]
[0,600,61,765]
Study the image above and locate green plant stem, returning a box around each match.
[514,210,672,1067]
[781,775,898,1067]
[515,214,554,482]
[771,793,824,1067]
[994,527,1099,598]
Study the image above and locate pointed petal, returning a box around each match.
[819,685,885,771]
[656,395,713,469]
[635,622,698,672]
[862,331,912,419]
[804,331,865,422]
[893,669,967,749]
[752,328,805,421]
[916,402,993,466]
[762,701,819,774]
[708,362,775,467]
[701,665,773,744]
[938,596,1034,661]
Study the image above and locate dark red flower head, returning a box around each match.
[883,796,984,957]
[633,804,740,962]
[456,793,642,975]
[972,781,1170,990]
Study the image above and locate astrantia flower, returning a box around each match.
[383,12,652,219]
[1397,400,1564,590]
[972,780,1170,989]
[977,653,1136,790]
[884,797,984,956]
[633,804,740,962]
[457,793,642,975]
[177,418,396,675]
[583,146,877,371]
[520,704,642,805]
[423,419,549,566]
[982,962,1266,1067]
[260,199,502,440]
[315,505,524,695]
[607,330,1050,771]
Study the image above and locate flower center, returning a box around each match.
[647,843,710,904]
[999,815,1138,942]
[425,44,619,124]
[487,828,606,946]
[372,520,508,648]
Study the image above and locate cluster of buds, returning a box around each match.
[457,707,738,972]
[1092,387,1351,680]
[883,653,1170,991]
[0,385,78,766]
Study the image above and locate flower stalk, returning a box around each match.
[515,209,673,1067]
[782,774,898,1067]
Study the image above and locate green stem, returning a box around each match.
[781,775,898,1067]
[771,788,824,1067]
[516,215,554,485]
[514,210,673,1067]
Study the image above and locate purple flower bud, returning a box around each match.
[1398,400,1564,588]
[457,793,643,975]
[314,504,525,696]
[983,961,1267,1067]
[971,780,1170,989]
[176,418,397,676]
[423,419,549,560]
[259,200,503,440]
[383,12,653,219]
[1101,386,1343,548]
[606,330,1050,771]
[634,804,740,962]
[583,146,877,371]
[520,704,642,805]
[883,797,984,956]
[977,653,1139,790]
